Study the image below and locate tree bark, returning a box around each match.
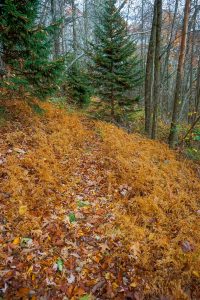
[151,0,162,139]
[71,0,77,55]
[161,0,178,117]
[51,0,60,59]
[83,0,89,50]
[168,0,191,149]
[195,56,200,115]
[144,0,157,136]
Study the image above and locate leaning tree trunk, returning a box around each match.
[151,0,162,139]
[168,0,191,149]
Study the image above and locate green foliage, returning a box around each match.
[67,62,92,107]
[69,212,76,223]
[185,147,200,161]
[56,258,64,272]
[0,0,64,98]
[89,0,142,117]
[48,97,67,110]
[79,295,91,300]
[0,105,7,126]
[192,129,200,141]
[29,103,46,115]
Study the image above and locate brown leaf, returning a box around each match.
[16,287,30,297]
[181,241,194,253]
[92,279,106,294]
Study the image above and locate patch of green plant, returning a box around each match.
[79,295,92,300]
[56,258,64,272]
[192,129,200,141]
[0,106,7,126]
[128,108,144,121]
[95,127,104,140]
[69,212,76,223]
[185,147,200,161]
[48,97,66,106]
[29,103,46,116]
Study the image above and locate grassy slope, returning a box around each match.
[0,100,200,299]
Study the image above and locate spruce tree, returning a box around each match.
[89,0,142,119]
[67,64,92,107]
[0,0,64,99]
[66,54,92,107]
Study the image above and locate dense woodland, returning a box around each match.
[0,0,200,299]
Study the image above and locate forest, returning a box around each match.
[0,0,200,299]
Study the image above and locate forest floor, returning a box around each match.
[0,99,200,300]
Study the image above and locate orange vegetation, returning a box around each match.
[0,99,200,299]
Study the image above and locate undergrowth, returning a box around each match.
[0,100,200,299]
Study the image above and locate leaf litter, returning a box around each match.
[0,100,200,299]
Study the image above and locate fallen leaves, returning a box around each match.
[180,240,194,253]
[0,100,200,299]
[16,287,30,297]
[67,273,76,284]
[12,237,20,245]
[19,205,28,215]
[14,148,26,155]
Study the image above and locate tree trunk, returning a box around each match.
[168,0,191,149]
[71,0,77,55]
[51,0,60,59]
[161,0,178,118]
[144,0,157,136]
[83,0,89,50]
[195,56,200,115]
[151,0,162,139]
[186,2,199,123]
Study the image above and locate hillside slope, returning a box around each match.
[0,100,200,300]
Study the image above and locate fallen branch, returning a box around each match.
[180,114,200,144]
[66,53,85,71]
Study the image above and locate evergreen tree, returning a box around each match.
[67,59,92,107]
[89,0,142,118]
[0,0,64,99]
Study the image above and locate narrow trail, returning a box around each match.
[0,117,137,300]
[59,120,135,299]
